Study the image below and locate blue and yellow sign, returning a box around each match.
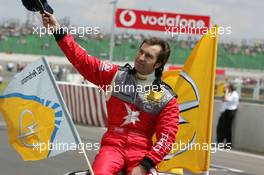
[0,93,63,160]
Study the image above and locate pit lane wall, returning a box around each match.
[212,100,264,153]
[58,82,264,154]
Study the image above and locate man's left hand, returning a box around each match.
[128,165,146,175]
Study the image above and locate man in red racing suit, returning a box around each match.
[42,12,179,175]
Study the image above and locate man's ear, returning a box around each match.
[154,62,162,69]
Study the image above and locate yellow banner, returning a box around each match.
[0,58,76,161]
[159,26,218,173]
[0,94,55,160]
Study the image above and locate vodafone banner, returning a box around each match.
[116,8,210,35]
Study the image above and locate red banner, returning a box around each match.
[115,8,210,35]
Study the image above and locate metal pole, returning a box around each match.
[109,0,118,62]
[253,79,260,100]
[43,57,94,175]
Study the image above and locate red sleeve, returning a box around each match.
[146,97,179,165]
[57,34,118,89]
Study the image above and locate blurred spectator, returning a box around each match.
[6,62,14,72]
[17,63,26,72]
[41,43,49,50]
[217,83,239,148]
[0,76,3,84]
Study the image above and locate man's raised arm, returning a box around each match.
[41,12,118,89]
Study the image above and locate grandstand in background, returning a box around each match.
[1,20,264,101]
[0,21,264,70]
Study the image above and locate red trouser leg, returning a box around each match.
[92,145,125,175]
[125,146,157,175]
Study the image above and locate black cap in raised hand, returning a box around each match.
[21,0,54,14]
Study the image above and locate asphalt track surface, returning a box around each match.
[0,116,264,175]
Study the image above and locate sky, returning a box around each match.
[0,0,263,41]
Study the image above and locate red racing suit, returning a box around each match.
[55,33,179,175]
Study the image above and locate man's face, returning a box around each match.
[134,43,162,75]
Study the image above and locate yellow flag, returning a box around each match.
[159,25,218,173]
[0,58,79,161]
[0,94,55,160]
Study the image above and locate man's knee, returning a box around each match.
[92,147,125,175]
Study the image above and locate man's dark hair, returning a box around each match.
[139,37,171,89]
[229,83,236,92]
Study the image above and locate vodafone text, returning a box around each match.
[140,14,206,28]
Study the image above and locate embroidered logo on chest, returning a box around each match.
[121,104,140,126]
[145,89,165,103]
[143,102,154,112]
